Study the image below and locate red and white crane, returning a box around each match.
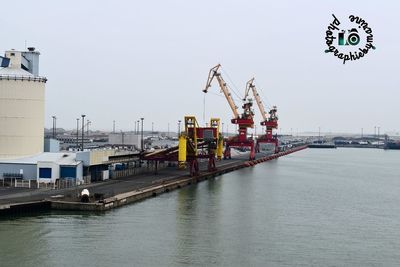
[203,64,256,160]
[244,78,279,153]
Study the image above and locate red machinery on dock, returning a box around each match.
[143,116,223,176]
[203,64,255,160]
[178,116,223,176]
[244,78,279,153]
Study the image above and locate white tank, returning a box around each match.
[0,49,47,159]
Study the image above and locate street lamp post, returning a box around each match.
[52,116,57,139]
[87,120,91,140]
[113,120,116,133]
[134,121,136,134]
[81,115,86,151]
[140,118,144,151]
[76,118,79,151]
[178,120,181,137]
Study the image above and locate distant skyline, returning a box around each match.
[1,0,398,134]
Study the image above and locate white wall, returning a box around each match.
[37,161,59,183]
[76,162,83,183]
[0,79,46,159]
[109,133,140,147]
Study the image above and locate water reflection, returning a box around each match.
[1,149,400,266]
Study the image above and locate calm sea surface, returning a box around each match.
[1,148,400,267]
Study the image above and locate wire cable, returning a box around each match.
[220,67,244,101]
[254,80,273,109]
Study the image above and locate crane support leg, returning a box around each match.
[208,156,216,172]
[189,159,199,177]
[250,143,256,160]
[255,142,260,153]
[224,146,231,159]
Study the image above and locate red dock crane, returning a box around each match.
[244,78,279,153]
[203,64,256,160]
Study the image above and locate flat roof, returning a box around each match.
[0,153,80,166]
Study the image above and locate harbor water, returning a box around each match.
[1,148,400,266]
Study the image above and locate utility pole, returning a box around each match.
[87,120,90,141]
[81,115,86,151]
[140,118,144,151]
[76,118,79,151]
[52,116,57,139]
[318,127,321,141]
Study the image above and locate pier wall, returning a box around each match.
[0,145,307,215]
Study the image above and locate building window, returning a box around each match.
[10,53,15,56]
[60,166,76,178]
[39,168,52,178]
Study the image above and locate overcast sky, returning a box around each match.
[1,0,398,134]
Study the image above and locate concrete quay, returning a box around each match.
[0,145,307,215]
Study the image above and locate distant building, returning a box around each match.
[44,138,61,152]
[108,133,141,147]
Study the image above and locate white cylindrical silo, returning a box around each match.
[0,50,47,159]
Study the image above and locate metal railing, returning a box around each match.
[0,74,47,83]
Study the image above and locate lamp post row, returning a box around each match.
[53,116,186,152]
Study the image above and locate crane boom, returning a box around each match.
[203,64,240,119]
[246,78,268,122]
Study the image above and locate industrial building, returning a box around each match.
[0,153,83,184]
[0,48,142,188]
[0,48,87,186]
[0,48,46,159]
[108,132,141,147]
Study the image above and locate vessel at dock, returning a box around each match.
[308,141,336,149]
[384,141,400,150]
